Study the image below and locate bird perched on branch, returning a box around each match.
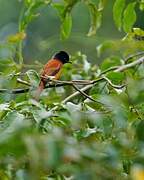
[35,51,70,100]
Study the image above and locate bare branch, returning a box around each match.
[0,88,30,94]
[0,56,143,96]
[17,78,31,86]
[102,76,125,89]
[72,84,103,105]
[125,51,144,63]
[99,66,119,76]
[115,56,144,72]
[62,84,93,104]
[42,76,94,85]
[61,77,125,105]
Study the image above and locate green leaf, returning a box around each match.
[127,79,144,104]
[100,56,122,71]
[139,1,144,11]
[52,3,65,18]
[24,0,32,6]
[0,103,10,111]
[82,55,91,73]
[65,102,81,111]
[96,41,115,57]
[123,2,136,33]
[136,120,144,141]
[0,169,9,180]
[61,13,72,40]
[32,109,53,124]
[87,2,102,36]
[55,111,72,126]
[7,32,26,43]
[75,127,102,140]
[133,27,144,36]
[0,111,27,143]
[113,0,125,31]
[122,28,144,41]
[0,59,16,74]
[107,72,125,84]
[100,95,127,129]
[26,69,40,87]
[98,0,107,10]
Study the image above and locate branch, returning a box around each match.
[102,76,125,89]
[99,66,119,76]
[61,77,125,105]
[60,57,144,104]
[0,75,124,95]
[41,76,95,85]
[125,51,144,63]
[17,78,31,86]
[0,79,69,94]
[72,84,103,105]
[62,84,93,104]
[50,84,98,112]
[115,56,144,72]
[0,88,30,94]
[0,56,143,95]
[99,54,144,75]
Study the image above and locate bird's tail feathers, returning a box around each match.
[35,81,45,100]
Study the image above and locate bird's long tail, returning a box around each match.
[35,80,45,100]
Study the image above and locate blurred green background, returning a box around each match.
[0,0,124,64]
[0,0,144,63]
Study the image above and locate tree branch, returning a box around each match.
[62,84,93,104]
[0,88,30,94]
[102,76,125,89]
[59,57,143,104]
[17,78,31,86]
[72,84,103,105]
[115,56,144,72]
[125,51,144,63]
[99,66,119,76]
[0,56,143,96]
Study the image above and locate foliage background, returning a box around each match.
[0,0,123,63]
[0,0,144,179]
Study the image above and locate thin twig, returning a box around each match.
[62,84,93,104]
[99,66,119,76]
[99,82,108,93]
[125,51,144,63]
[17,4,25,66]
[0,88,30,94]
[0,84,71,94]
[50,84,96,112]
[41,76,95,85]
[115,56,144,72]
[102,76,125,89]
[72,84,103,105]
[17,78,31,86]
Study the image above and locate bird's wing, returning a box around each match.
[35,59,63,100]
[41,59,63,77]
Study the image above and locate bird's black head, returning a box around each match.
[54,51,69,64]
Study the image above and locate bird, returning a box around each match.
[35,51,70,100]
